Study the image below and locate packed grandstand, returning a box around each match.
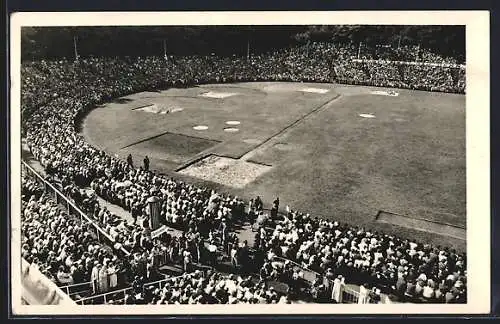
[20,40,466,305]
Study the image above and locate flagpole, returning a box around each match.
[73,35,79,61]
[357,42,362,59]
[163,39,167,59]
[247,36,250,61]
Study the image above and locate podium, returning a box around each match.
[147,195,168,239]
[146,196,162,231]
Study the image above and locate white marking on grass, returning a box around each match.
[170,107,184,113]
[224,127,239,133]
[300,88,329,94]
[193,125,209,130]
[371,90,399,97]
[225,120,241,125]
[200,91,237,99]
[359,114,376,118]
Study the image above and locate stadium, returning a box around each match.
[19,26,466,306]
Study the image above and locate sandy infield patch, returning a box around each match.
[178,155,272,189]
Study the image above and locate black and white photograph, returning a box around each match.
[9,11,490,315]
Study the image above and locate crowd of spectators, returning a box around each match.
[22,174,216,297]
[254,209,467,303]
[21,42,466,304]
[21,174,125,292]
[360,45,462,65]
[22,172,292,305]
[112,271,289,305]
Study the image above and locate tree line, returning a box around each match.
[21,25,465,62]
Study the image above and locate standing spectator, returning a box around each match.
[358,284,370,304]
[254,196,263,212]
[98,261,109,293]
[238,240,250,275]
[207,240,218,266]
[270,202,278,220]
[143,156,150,171]
[273,197,280,210]
[108,261,118,290]
[332,275,345,303]
[183,250,193,272]
[230,243,239,268]
[127,154,134,167]
[219,219,229,249]
[91,261,101,294]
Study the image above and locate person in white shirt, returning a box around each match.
[358,284,370,304]
[332,275,344,303]
[107,261,118,290]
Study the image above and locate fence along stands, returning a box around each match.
[21,160,131,257]
[21,160,374,304]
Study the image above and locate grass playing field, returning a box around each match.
[81,82,466,251]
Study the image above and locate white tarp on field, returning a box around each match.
[199,91,237,99]
[300,88,330,94]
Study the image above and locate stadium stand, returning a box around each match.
[20,42,466,304]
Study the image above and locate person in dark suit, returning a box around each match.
[127,154,133,167]
[270,197,279,220]
[254,196,263,212]
[273,197,280,209]
[218,219,229,249]
[238,240,250,275]
[143,156,150,171]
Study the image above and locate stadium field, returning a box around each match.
[81,82,466,251]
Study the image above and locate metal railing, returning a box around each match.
[76,285,130,305]
[270,255,370,303]
[75,272,203,305]
[21,160,130,257]
[341,288,361,304]
[59,280,95,299]
[21,160,380,304]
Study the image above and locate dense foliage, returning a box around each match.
[21,25,465,62]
